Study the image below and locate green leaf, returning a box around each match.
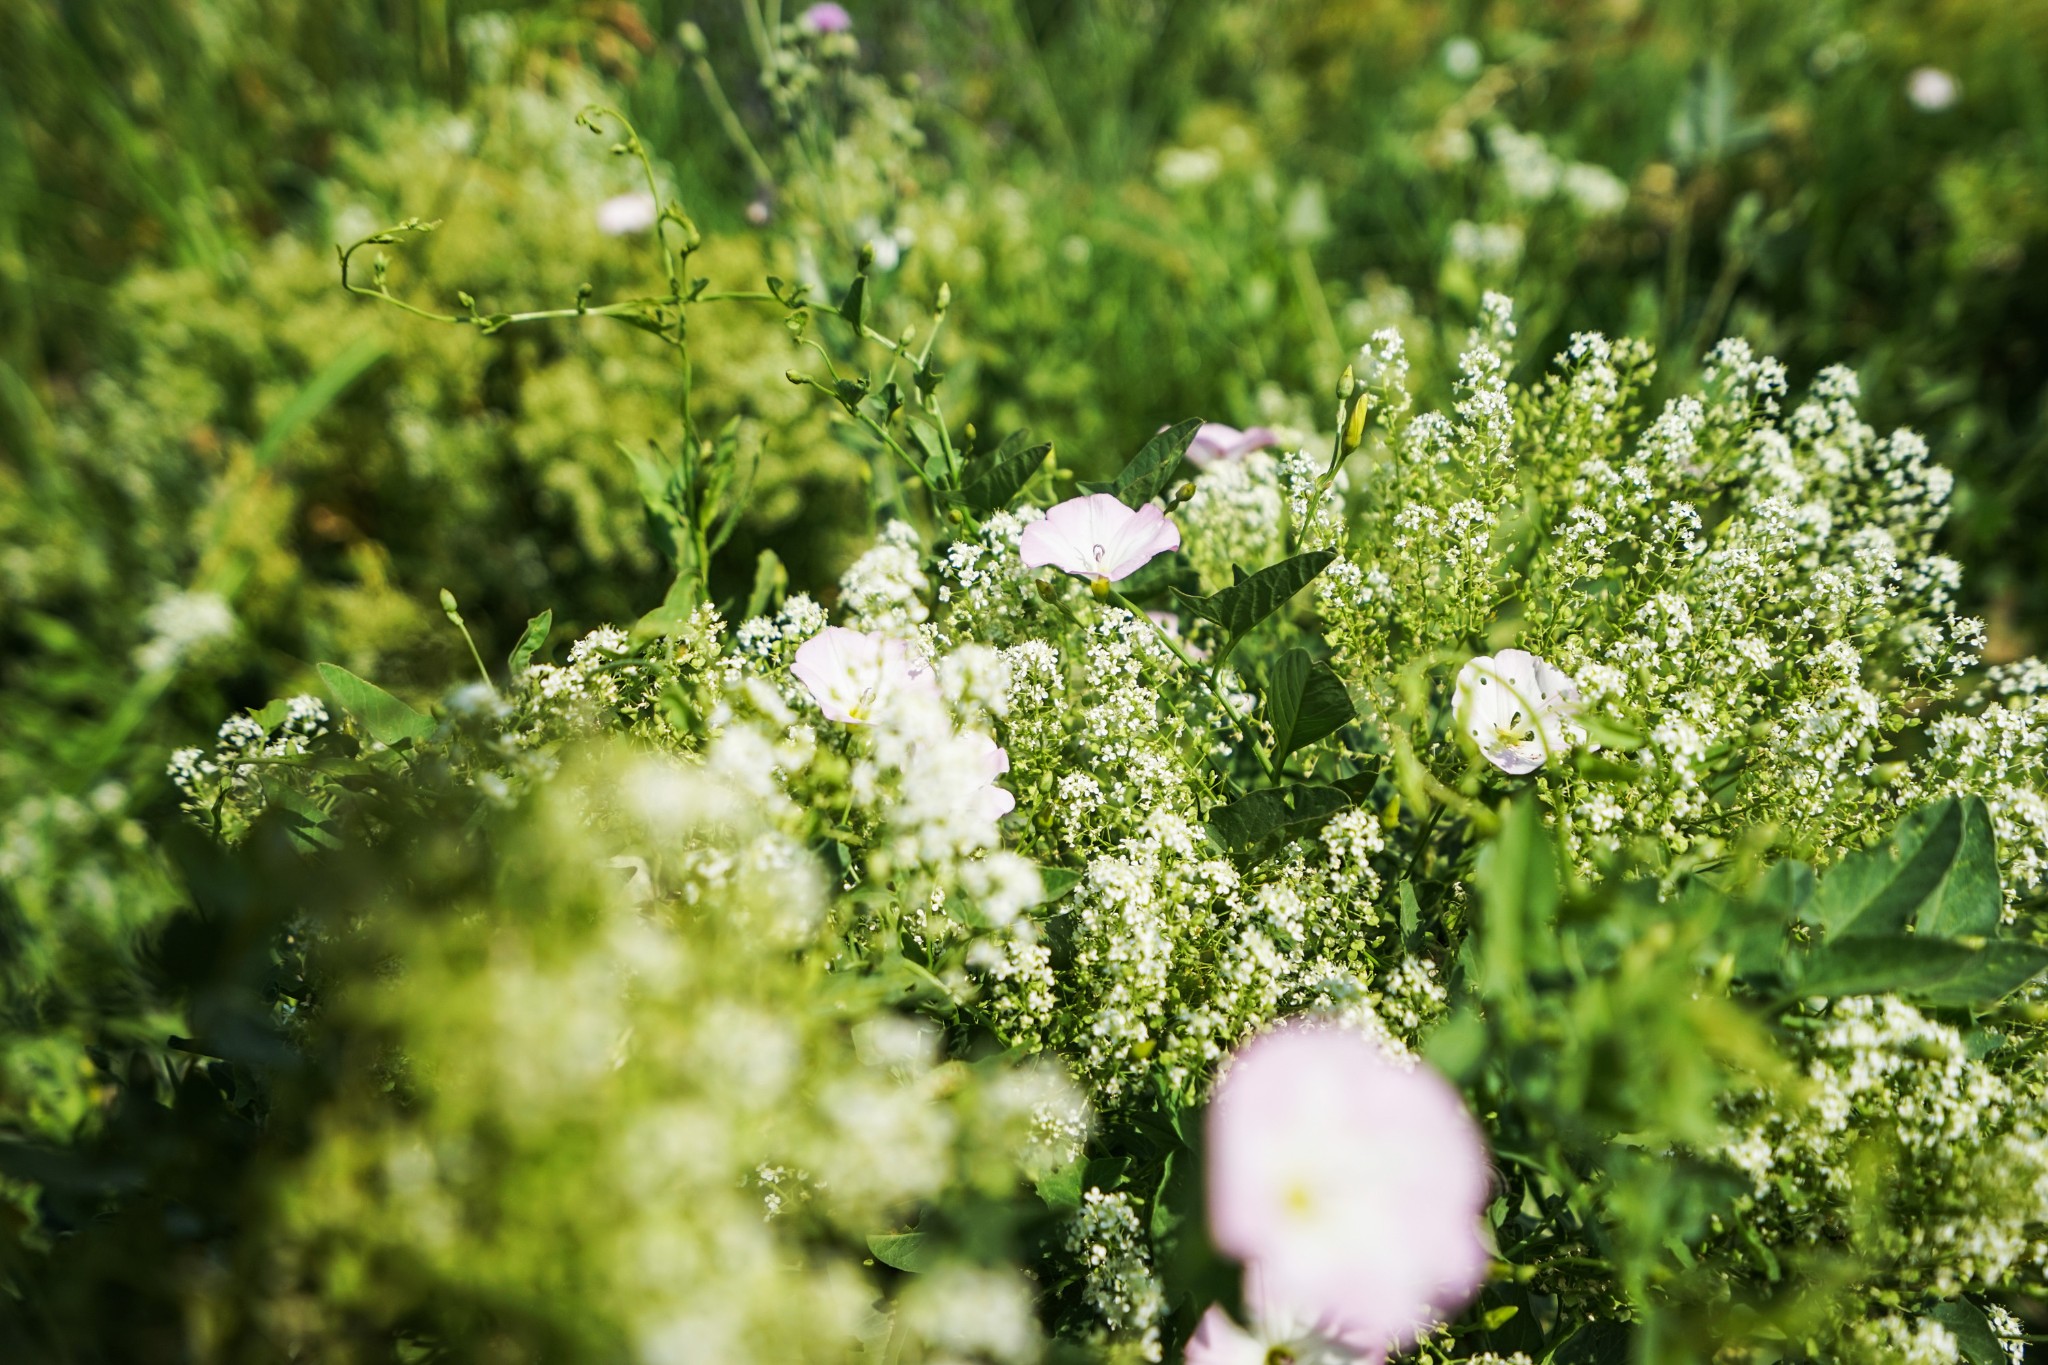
[1149,1152,1182,1243]
[1925,1298,2007,1365]
[1106,418,1201,508]
[1472,797,1561,999]
[1172,551,1336,659]
[1209,784,1349,860]
[1034,1162,1083,1212]
[960,433,1051,513]
[1398,880,1421,942]
[865,1231,936,1273]
[1794,935,1982,998]
[315,663,434,747]
[1913,942,2048,1009]
[744,549,787,621]
[1807,798,1966,939]
[1756,859,1815,921]
[252,335,387,468]
[1916,797,2002,939]
[1422,1007,1489,1082]
[1036,865,1085,902]
[1265,647,1353,766]
[507,610,552,676]
[838,273,866,331]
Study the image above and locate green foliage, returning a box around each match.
[6,2,2048,1362]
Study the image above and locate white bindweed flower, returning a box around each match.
[596,191,659,236]
[1206,1023,1492,1357]
[965,731,1016,820]
[1453,648,1585,774]
[1185,423,1280,469]
[790,627,937,725]
[1018,494,1180,586]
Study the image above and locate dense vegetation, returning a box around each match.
[3,2,2048,1361]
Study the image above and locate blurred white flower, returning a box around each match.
[1156,146,1224,190]
[1448,220,1525,269]
[134,590,235,673]
[1019,494,1181,586]
[1907,66,1959,111]
[1205,1023,1492,1356]
[790,626,936,724]
[1442,36,1483,80]
[596,191,659,236]
[1453,648,1585,774]
[1186,423,1280,469]
[1562,162,1629,218]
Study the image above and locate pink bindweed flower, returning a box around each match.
[965,731,1016,820]
[1452,648,1585,775]
[596,191,659,236]
[790,627,936,725]
[1185,423,1281,469]
[1205,1023,1492,1358]
[798,2,853,34]
[1018,494,1181,586]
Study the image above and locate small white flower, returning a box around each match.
[789,627,936,725]
[1018,494,1181,585]
[596,191,659,236]
[1907,66,1958,112]
[1453,648,1585,774]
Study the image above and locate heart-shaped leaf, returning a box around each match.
[1173,551,1335,659]
[1265,647,1354,766]
[1100,418,1201,508]
[316,663,434,747]
[960,431,1051,512]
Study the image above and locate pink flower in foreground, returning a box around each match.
[1204,1023,1492,1358]
[1185,423,1280,469]
[1186,1268,1378,1365]
[596,191,659,236]
[799,2,853,33]
[1018,494,1180,585]
[790,627,936,725]
[965,731,1016,820]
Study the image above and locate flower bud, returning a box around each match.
[1337,364,1356,400]
[786,370,810,385]
[857,241,875,273]
[1344,392,1370,450]
[677,21,707,54]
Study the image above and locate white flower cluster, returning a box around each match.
[1718,996,2048,1296]
[1065,1187,1166,1360]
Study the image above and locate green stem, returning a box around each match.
[1112,590,1275,780]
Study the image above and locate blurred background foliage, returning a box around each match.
[2,0,2047,1352]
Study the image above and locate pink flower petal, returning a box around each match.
[1019,494,1180,583]
[1207,1023,1492,1352]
